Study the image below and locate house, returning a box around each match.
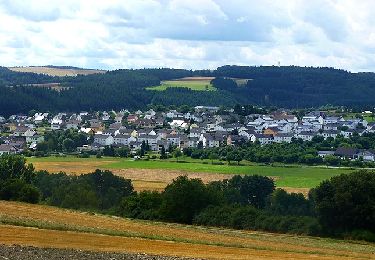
[334,147,359,160]
[51,118,64,130]
[239,129,256,142]
[66,120,80,130]
[180,137,198,149]
[166,134,182,147]
[334,147,375,162]
[317,151,335,158]
[26,134,44,144]
[0,144,18,155]
[357,150,375,162]
[199,134,221,148]
[89,120,104,132]
[109,122,123,131]
[113,134,136,146]
[319,130,340,139]
[93,134,114,146]
[367,122,375,133]
[263,127,280,136]
[296,131,315,142]
[227,135,247,146]
[341,129,357,138]
[254,134,273,145]
[273,133,294,143]
[138,134,160,151]
[13,126,30,136]
[136,118,155,128]
[323,116,343,124]
[34,113,48,124]
[127,115,138,124]
[189,128,203,138]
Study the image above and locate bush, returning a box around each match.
[193,205,321,236]
[0,179,40,203]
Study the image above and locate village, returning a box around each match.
[0,106,374,162]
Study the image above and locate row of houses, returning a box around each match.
[318,147,375,162]
[1,108,374,155]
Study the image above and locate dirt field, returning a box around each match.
[0,201,374,260]
[8,66,106,76]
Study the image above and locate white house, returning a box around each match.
[94,134,114,146]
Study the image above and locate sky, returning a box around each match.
[0,0,375,71]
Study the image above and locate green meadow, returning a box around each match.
[146,80,216,91]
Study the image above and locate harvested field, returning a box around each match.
[8,66,106,77]
[0,201,374,259]
[31,159,117,174]
[0,244,197,260]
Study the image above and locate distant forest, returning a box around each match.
[1,65,375,116]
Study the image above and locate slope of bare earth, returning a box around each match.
[0,201,374,260]
[8,66,106,76]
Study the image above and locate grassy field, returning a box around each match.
[342,112,374,123]
[27,156,353,192]
[0,200,374,259]
[147,77,216,91]
[8,66,106,77]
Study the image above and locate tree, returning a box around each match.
[0,178,40,203]
[228,175,275,208]
[160,176,221,224]
[160,146,167,159]
[0,155,35,184]
[226,151,242,165]
[62,138,75,152]
[324,155,340,166]
[310,170,375,233]
[268,189,312,216]
[174,149,182,162]
[209,152,219,164]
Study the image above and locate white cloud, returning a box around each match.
[0,0,374,71]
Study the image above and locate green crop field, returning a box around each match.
[27,156,355,189]
[147,79,216,91]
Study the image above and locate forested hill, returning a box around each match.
[1,65,375,116]
[211,65,375,108]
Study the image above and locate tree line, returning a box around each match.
[0,155,374,242]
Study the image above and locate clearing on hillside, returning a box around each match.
[146,77,216,91]
[0,201,374,259]
[8,66,106,77]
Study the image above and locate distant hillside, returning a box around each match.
[1,65,375,116]
[8,66,106,77]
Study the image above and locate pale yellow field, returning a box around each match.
[8,66,106,77]
[0,201,374,259]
